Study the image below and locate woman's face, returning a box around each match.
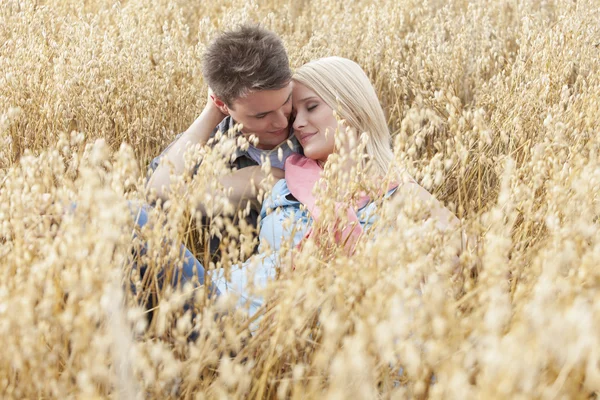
[291,82,338,163]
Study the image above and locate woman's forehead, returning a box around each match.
[292,82,319,104]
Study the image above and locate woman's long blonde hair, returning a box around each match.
[292,57,394,176]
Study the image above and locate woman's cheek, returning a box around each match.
[324,130,336,156]
[305,142,324,161]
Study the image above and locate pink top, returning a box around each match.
[285,153,397,254]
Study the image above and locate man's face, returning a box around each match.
[225,82,293,150]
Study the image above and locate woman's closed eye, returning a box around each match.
[307,103,318,112]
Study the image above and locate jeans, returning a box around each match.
[128,204,220,310]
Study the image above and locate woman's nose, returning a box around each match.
[293,112,305,130]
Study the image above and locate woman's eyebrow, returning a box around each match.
[296,96,318,103]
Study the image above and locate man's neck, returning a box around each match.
[254,142,276,150]
[248,131,294,151]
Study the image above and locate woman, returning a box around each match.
[208,57,460,323]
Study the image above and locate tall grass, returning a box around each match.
[1,0,599,398]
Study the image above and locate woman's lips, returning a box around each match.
[299,132,317,144]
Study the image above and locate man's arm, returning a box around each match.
[208,165,284,215]
[146,96,284,214]
[147,101,226,201]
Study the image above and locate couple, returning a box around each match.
[141,25,458,324]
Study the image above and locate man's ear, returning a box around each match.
[210,95,230,115]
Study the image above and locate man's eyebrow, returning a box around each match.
[252,92,293,117]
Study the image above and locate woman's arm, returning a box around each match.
[394,170,460,232]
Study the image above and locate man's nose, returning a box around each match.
[271,109,289,130]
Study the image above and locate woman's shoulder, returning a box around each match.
[284,153,320,171]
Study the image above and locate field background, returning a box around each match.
[1,0,600,398]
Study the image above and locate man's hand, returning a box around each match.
[206,87,229,119]
[192,166,283,216]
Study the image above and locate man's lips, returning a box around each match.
[269,128,288,136]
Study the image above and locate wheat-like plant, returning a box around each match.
[1,0,599,398]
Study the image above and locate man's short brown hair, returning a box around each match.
[202,25,292,107]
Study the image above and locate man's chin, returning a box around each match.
[241,132,288,150]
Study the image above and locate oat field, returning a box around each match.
[1,0,600,398]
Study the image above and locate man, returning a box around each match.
[146,24,299,256]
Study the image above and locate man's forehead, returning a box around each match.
[233,84,292,113]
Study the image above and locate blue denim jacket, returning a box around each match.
[212,178,398,326]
